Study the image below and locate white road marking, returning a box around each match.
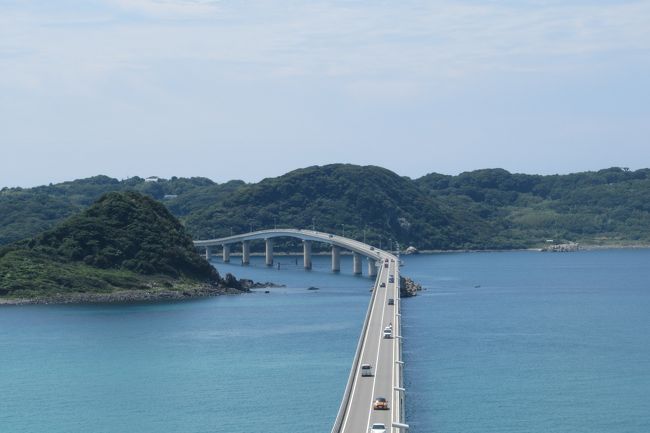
[365,265,390,433]
[340,265,386,433]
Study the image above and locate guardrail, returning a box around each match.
[330,265,382,433]
[392,266,406,432]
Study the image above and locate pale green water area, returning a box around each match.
[1,250,649,433]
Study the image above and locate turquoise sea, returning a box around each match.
[1,250,649,433]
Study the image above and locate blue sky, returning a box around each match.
[1,0,649,187]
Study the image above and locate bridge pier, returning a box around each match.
[205,246,212,261]
[242,240,250,265]
[222,244,231,263]
[265,238,274,266]
[331,245,341,272]
[367,258,377,277]
[352,252,362,275]
[303,240,312,270]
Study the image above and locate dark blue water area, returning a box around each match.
[402,249,650,433]
[1,250,650,433]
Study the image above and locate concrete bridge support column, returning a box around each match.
[303,240,312,270]
[265,238,274,266]
[242,240,250,265]
[205,246,212,261]
[331,246,341,272]
[352,252,362,275]
[367,258,377,277]
[222,244,231,263]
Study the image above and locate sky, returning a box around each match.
[1,0,649,187]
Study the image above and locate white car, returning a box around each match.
[370,423,386,433]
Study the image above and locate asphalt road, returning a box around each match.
[340,258,398,433]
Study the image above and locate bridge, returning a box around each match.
[193,229,409,432]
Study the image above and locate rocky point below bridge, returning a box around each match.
[400,276,422,297]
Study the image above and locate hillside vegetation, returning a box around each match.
[0,175,223,245]
[416,167,650,247]
[183,164,495,249]
[1,165,649,250]
[0,192,234,301]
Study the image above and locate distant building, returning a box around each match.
[542,242,579,252]
[163,194,178,200]
[145,176,160,182]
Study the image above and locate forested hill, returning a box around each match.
[415,167,650,247]
[183,164,494,249]
[0,192,226,300]
[1,165,650,250]
[0,175,237,245]
[28,192,218,279]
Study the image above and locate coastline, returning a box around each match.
[5,244,647,306]
[416,243,650,254]
[0,278,284,306]
[0,283,242,306]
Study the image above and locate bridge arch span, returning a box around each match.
[193,229,391,276]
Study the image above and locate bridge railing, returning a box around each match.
[330,260,383,433]
[392,267,405,432]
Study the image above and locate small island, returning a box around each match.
[0,191,248,305]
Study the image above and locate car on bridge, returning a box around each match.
[388,298,394,305]
[380,282,386,288]
[383,327,392,339]
[361,364,373,377]
[373,397,389,410]
[370,423,386,433]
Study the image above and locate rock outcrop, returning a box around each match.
[400,276,422,297]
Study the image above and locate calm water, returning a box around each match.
[1,250,649,433]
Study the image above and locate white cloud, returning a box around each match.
[106,0,222,17]
[2,0,649,93]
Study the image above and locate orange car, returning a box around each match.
[373,397,389,410]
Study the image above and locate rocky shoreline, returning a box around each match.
[0,279,284,306]
[239,279,285,289]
